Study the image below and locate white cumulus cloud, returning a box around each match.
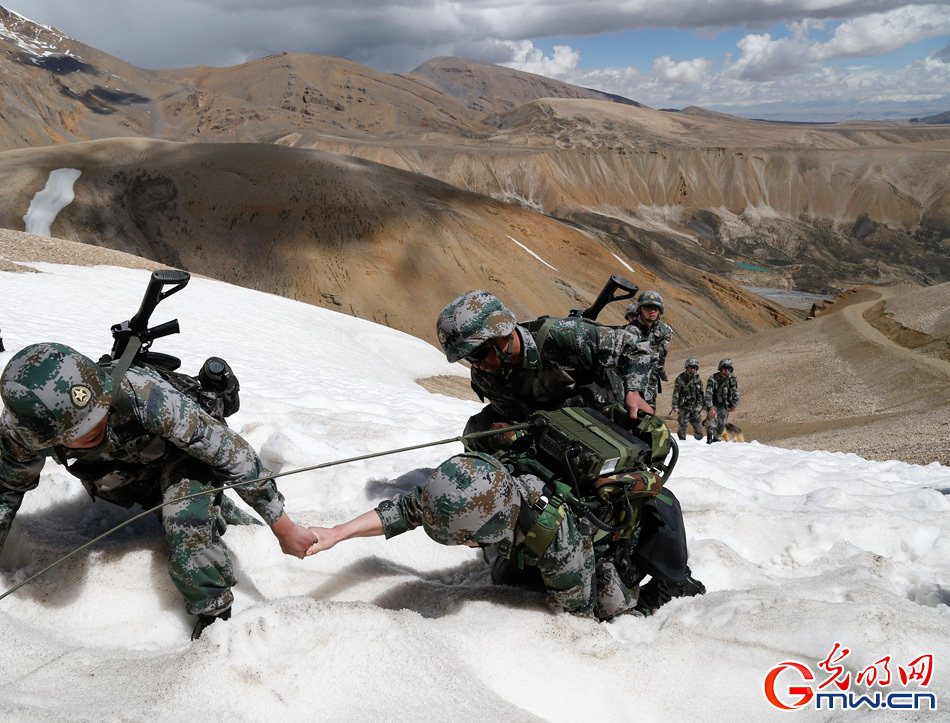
[503,40,581,76]
[653,55,715,83]
[820,4,950,58]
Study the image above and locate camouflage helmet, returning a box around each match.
[685,357,700,369]
[421,453,519,546]
[436,290,517,363]
[636,290,664,313]
[718,358,734,371]
[0,343,113,448]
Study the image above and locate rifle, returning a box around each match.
[105,269,191,371]
[570,275,639,321]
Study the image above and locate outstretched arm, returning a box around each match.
[306,510,384,556]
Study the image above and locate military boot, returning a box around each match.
[191,606,232,640]
[635,568,706,615]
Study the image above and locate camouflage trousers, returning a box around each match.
[676,406,704,440]
[706,405,730,441]
[159,458,257,616]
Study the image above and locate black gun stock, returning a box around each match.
[570,275,639,321]
[108,269,191,368]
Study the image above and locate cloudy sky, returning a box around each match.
[9,0,950,121]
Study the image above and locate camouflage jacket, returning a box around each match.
[0,365,284,549]
[376,473,626,619]
[471,317,652,422]
[625,317,673,372]
[705,372,739,409]
[671,371,704,409]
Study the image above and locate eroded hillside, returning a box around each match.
[2,7,949,306]
[0,138,794,346]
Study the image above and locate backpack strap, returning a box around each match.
[519,317,558,397]
[513,480,572,567]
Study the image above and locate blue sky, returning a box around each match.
[8,1,950,121]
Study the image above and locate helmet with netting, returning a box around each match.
[421,453,519,545]
[0,343,113,448]
[436,291,517,363]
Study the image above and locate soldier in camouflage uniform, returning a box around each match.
[307,451,653,620]
[623,291,673,409]
[704,358,739,444]
[671,358,704,441]
[436,290,656,439]
[306,291,703,618]
[0,343,316,638]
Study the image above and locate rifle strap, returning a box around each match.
[74,337,143,462]
[110,337,142,391]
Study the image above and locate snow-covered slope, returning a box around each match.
[0,262,947,721]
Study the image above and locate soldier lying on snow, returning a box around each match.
[308,290,704,619]
[0,343,315,639]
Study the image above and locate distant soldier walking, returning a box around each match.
[672,358,704,441]
[624,291,673,409]
[705,358,739,444]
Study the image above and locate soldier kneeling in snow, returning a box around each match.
[0,343,315,638]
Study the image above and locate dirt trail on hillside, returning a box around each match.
[841,288,950,378]
[654,284,950,466]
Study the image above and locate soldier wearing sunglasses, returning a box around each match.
[436,290,654,448]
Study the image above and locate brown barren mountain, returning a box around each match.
[1,6,949,295]
[0,137,794,344]
[405,56,643,115]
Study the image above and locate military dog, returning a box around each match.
[702,419,745,442]
[721,422,745,443]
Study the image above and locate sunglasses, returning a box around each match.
[464,340,496,363]
[641,305,661,312]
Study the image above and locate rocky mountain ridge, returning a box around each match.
[1,6,948,315]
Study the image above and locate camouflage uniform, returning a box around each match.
[672,371,704,440]
[704,369,739,442]
[431,292,703,616]
[376,453,641,620]
[465,316,653,434]
[0,354,284,616]
[625,316,673,408]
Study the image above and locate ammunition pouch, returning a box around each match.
[66,459,164,509]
